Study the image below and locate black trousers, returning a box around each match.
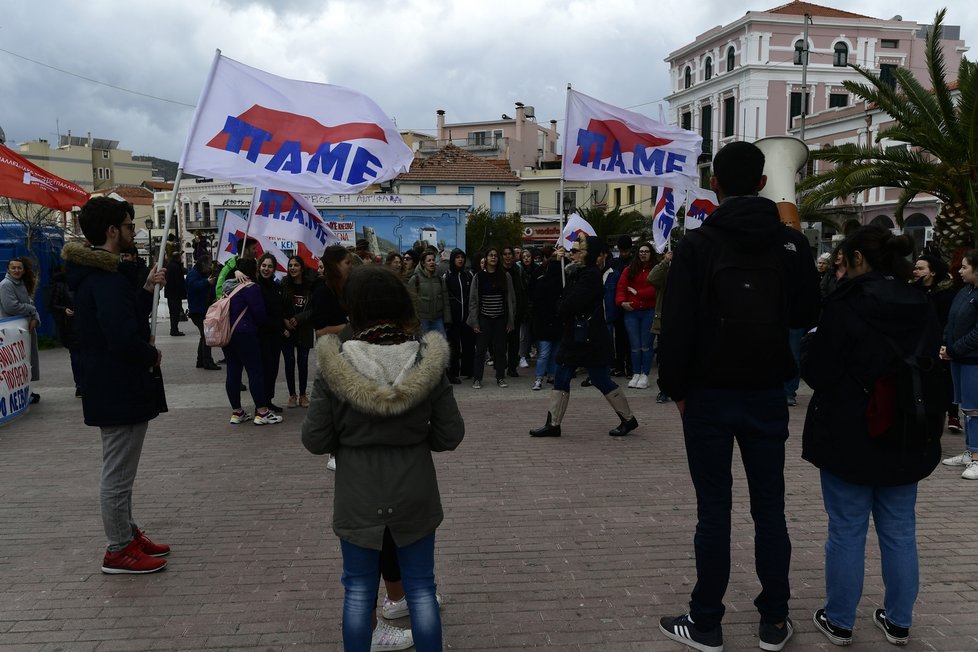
[472,315,507,382]
[168,297,183,334]
[447,322,475,377]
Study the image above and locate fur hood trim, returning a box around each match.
[62,242,119,273]
[315,331,448,417]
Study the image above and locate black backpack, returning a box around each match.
[697,225,789,384]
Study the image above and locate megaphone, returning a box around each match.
[755,136,809,230]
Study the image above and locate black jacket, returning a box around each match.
[657,196,821,400]
[801,271,942,486]
[555,263,612,369]
[445,249,473,326]
[529,259,564,342]
[943,284,978,364]
[63,243,160,427]
[257,276,285,340]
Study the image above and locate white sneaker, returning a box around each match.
[627,374,640,388]
[254,411,283,425]
[370,620,412,651]
[382,593,443,619]
[519,357,529,368]
[963,461,978,480]
[943,451,973,466]
[636,374,649,389]
[531,377,543,391]
[326,455,336,471]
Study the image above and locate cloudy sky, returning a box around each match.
[1,0,974,167]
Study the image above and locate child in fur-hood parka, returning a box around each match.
[301,265,463,650]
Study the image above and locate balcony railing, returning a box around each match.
[418,137,510,155]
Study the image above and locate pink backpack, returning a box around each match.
[203,282,252,347]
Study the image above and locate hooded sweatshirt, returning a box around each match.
[657,196,821,400]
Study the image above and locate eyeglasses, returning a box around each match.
[120,222,136,232]
[570,249,581,254]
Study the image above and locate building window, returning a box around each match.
[96,167,103,180]
[684,67,692,89]
[627,185,636,205]
[829,93,849,108]
[790,92,811,121]
[794,40,806,65]
[613,187,621,208]
[834,42,849,67]
[489,191,506,216]
[880,64,897,89]
[726,46,735,72]
[681,112,692,131]
[420,185,436,194]
[704,57,713,81]
[101,150,109,159]
[723,97,736,137]
[467,131,487,145]
[556,190,577,214]
[881,39,899,49]
[493,129,503,143]
[520,191,539,215]
[701,105,713,154]
[201,201,211,225]
[458,186,475,195]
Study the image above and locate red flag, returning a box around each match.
[0,144,90,211]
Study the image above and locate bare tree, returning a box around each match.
[0,198,62,263]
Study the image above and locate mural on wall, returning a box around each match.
[221,207,466,256]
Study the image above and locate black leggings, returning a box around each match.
[472,315,507,382]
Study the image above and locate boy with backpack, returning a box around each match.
[657,141,821,652]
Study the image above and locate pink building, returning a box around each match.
[665,0,968,245]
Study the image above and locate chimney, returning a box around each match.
[550,120,559,159]
[515,102,525,147]
[87,131,93,148]
[436,110,446,141]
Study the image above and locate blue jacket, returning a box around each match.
[186,267,212,315]
[63,242,160,427]
[944,284,978,363]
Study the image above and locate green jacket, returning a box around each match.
[301,333,464,550]
[410,268,452,323]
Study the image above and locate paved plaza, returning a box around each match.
[1,331,977,651]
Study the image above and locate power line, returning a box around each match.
[0,47,196,108]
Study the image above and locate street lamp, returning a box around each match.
[144,218,154,264]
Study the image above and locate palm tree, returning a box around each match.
[800,8,978,250]
[581,206,649,244]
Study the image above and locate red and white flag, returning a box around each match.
[562,89,701,188]
[247,188,339,267]
[652,186,681,253]
[0,143,90,211]
[216,208,290,279]
[180,53,413,194]
[684,187,719,231]
[560,212,596,250]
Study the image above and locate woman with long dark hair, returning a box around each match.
[615,241,657,389]
[256,253,286,412]
[281,256,317,408]
[467,247,515,389]
[221,258,282,426]
[941,248,978,479]
[802,226,941,646]
[312,245,354,338]
[0,256,41,403]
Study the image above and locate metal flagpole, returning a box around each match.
[559,82,572,287]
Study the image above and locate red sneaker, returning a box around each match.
[134,528,170,557]
[101,539,167,574]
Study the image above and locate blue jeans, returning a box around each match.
[535,340,558,379]
[282,340,311,396]
[682,388,791,629]
[820,470,918,630]
[622,309,654,374]
[553,364,616,394]
[420,318,446,337]
[340,532,441,652]
[950,361,978,451]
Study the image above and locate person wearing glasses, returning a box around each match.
[63,196,170,574]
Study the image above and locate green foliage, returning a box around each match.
[580,207,650,244]
[464,207,524,254]
[799,9,978,248]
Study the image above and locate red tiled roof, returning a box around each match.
[762,1,872,20]
[398,144,520,184]
[142,180,174,191]
[97,184,154,205]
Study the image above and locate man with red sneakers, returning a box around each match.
[64,196,170,574]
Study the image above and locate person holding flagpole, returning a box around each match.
[530,236,639,438]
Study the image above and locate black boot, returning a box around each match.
[605,388,638,436]
[609,415,639,437]
[529,413,561,437]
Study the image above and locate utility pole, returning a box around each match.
[800,13,812,142]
